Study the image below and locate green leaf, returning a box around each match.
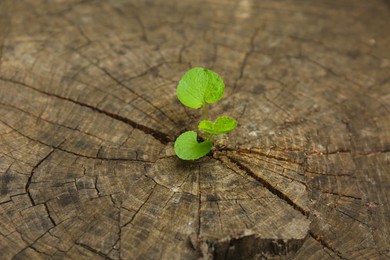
[198,116,237,134]
[174,131,212,160]
[177,67,224,109]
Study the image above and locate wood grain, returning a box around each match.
[0,0,389,259]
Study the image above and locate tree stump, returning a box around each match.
[0,0,389,259]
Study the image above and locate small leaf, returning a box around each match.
[177,68,224,109]
[174,131,212,160]
[198,116,237,134]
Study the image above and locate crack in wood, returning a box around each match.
[75,242,114,260]
[214,200,224,231]
[232,29,259,94]
[217,155,309,217]
[68,47,179,126]
[0,77,172,144]
[106,201,122,259]
[0,1,388,259]
[11,216,71,258]
[334,208,369,228]
[121,184,156,228]
[309,149,390,157]
[306,170,354,177]
[113,3,148,42]
[235,200,254,228]
[144,174,179,192]
[197,165,202,240]
[0,101,123,147]
[311,188,362,200]
[236,148,304,166]
[309,231,347,260]
[30,244,52,257]
[61,14,92,46]
[25,150,55,206]
[0,117,155,162]
[94,176,101,197]
[218,146,304,166]
[43,202,56,227]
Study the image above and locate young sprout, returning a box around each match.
[174,68,237,160]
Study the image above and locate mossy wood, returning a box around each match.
[0,0,389,259]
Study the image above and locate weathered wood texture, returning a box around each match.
[0,0,389,259]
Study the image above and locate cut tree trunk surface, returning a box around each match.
[0,0,389,259]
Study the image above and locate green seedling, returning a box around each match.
[174,131,212,160]
[174,67,237,160]
[198,116,237,135]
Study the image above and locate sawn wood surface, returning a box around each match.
[0,0,389,259]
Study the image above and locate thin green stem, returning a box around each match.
[203,103,209,120]
[206,134,214,143]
